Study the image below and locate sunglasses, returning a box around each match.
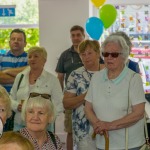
[29,92,51,100]
[102,52,122,58]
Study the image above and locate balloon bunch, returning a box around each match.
[85,0,117,40]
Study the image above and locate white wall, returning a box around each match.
[38,0,89,143]
[38,0,89,74]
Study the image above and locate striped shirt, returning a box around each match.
[0,50,28,92]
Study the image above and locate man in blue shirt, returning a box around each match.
[0,29,28,130]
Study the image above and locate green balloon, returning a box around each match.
[99,4,117,29]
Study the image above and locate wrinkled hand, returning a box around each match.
[93,120,113,135]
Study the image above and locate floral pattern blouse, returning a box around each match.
[65,66,96,143]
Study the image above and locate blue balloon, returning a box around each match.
[85,17,104,40]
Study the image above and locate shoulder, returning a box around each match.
[0,51,10,58]
[43,70,59,81]
[127,69,141,82]
[20,51,28,57]
[70,66,84,75]
[59,47,72,57]
[128,60,139,67]
[44,70,56,77]
[48,131,62,149]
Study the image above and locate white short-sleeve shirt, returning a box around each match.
[85,66,146,149]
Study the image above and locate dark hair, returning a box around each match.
[70,25,85,35]
[10,29,26,42]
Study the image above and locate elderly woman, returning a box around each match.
[10,46,63,131]
[20,95,63,150]
[63,39,105,150]
[85,35,146,150]
[0,131,34,150]
[0,86,12,134]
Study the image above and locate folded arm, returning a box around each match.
[2,66,27,77]
[85,101,145,134]
[57,73,64,90]
[0,71,15,84]
[63,91,86,109]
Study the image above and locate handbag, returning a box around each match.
[139,116,150,150]
[126,115,150,150]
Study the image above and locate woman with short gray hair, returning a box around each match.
[85,34,146,150]
[20,95,63,150]
[101,35,129,62]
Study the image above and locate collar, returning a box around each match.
[7,50,27,57]
[22,66,47,79]
[69,46,78,53]
[103,65,128,84]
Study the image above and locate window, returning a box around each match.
[0,0,39,51]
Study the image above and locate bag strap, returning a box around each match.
[125,72,136,150]
[48,131,57,149]
[17,74,24,91]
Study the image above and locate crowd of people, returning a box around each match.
[0,26,147,150]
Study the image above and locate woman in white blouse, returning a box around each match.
[10,46,63,131]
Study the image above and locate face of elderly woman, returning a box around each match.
[104,42,124,71]
[0,98,7,125]
[28,52,46,69]
[80,45,99,68]
[25,106,51,132]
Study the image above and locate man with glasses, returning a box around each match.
[0,29,28,131]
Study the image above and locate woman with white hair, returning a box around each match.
[85,35,146,150]
[10,46,63,131]
[20,95,63,150]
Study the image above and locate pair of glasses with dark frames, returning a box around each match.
[29,92,51,100]
[102,52,122,58]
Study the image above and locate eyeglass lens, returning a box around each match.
[102,52,121,58]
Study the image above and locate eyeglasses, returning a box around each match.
[29,92,51,100]
[102,52,122,58]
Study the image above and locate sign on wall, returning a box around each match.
[0,5,16,17]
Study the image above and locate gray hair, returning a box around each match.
[21,96,56,123]
[110,31,132,53]
[27,46,47,60]
[0,86,12,118]
[101,35,129,63]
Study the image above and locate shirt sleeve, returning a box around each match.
[130,73,146,105]
[51,76,64,116]
[55,52,65,73]
[65,71,77,94]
